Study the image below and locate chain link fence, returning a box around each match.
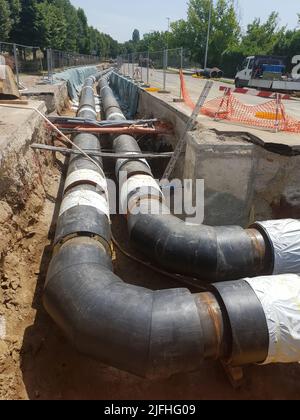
[0,41,46,86]
[47,49,101,76]
[0,41,102,87]
[118,48,201,97]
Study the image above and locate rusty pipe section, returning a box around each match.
[44,74,276,378]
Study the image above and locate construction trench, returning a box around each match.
[1,69,300,399]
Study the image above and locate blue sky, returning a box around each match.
[70,0,300,42]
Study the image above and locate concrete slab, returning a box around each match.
[21,80,69,114]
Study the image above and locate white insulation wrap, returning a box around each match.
[64,169,108,198]
[59,190,110,219]
[256,219,300,275]
[245,274,300,364]
[120,175,162,213]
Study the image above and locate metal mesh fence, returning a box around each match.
[118,48,201,96]
[0,42,45,82]
[15,46,44,75]
[49,49,101,73]
[0,41,102,86]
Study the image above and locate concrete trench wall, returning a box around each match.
[185,130,300,226]
[138,89,300,227]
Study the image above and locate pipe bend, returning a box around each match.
[44,237,205,379]
[127,210,266,282]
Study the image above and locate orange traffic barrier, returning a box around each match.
[180,70,196,110]
[179,71,300,133]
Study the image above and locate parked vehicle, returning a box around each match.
[235,55,300,92]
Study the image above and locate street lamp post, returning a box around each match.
[204,0,213,70]
[163,17,171,92]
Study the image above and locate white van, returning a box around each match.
[235,56,255,88]
[235,55,287,89]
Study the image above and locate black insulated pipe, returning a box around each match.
[54,75,110,248]
[98,77,272,282]
[44,75,272,378]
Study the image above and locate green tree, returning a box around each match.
[0,0,12,41]
[139,31,167,52]
[239,12,284,56]
[222,11,287,76]
[132,29,140,43]
[35,1,67,49]
[7,0,21,28]
[187,0,240,66]
[77,7,89,53]
[13,0,39,46]
[52,0,79,51]
[169,19,192,50]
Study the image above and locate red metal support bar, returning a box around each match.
[48,122,174,136]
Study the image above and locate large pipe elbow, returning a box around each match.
[44,237,208,379]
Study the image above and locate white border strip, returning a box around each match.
[64,169,108,198]
[107,112,125,121]
[59,190,110,219]
[78,106,97,117]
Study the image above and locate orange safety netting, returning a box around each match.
[179,70,300,133]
